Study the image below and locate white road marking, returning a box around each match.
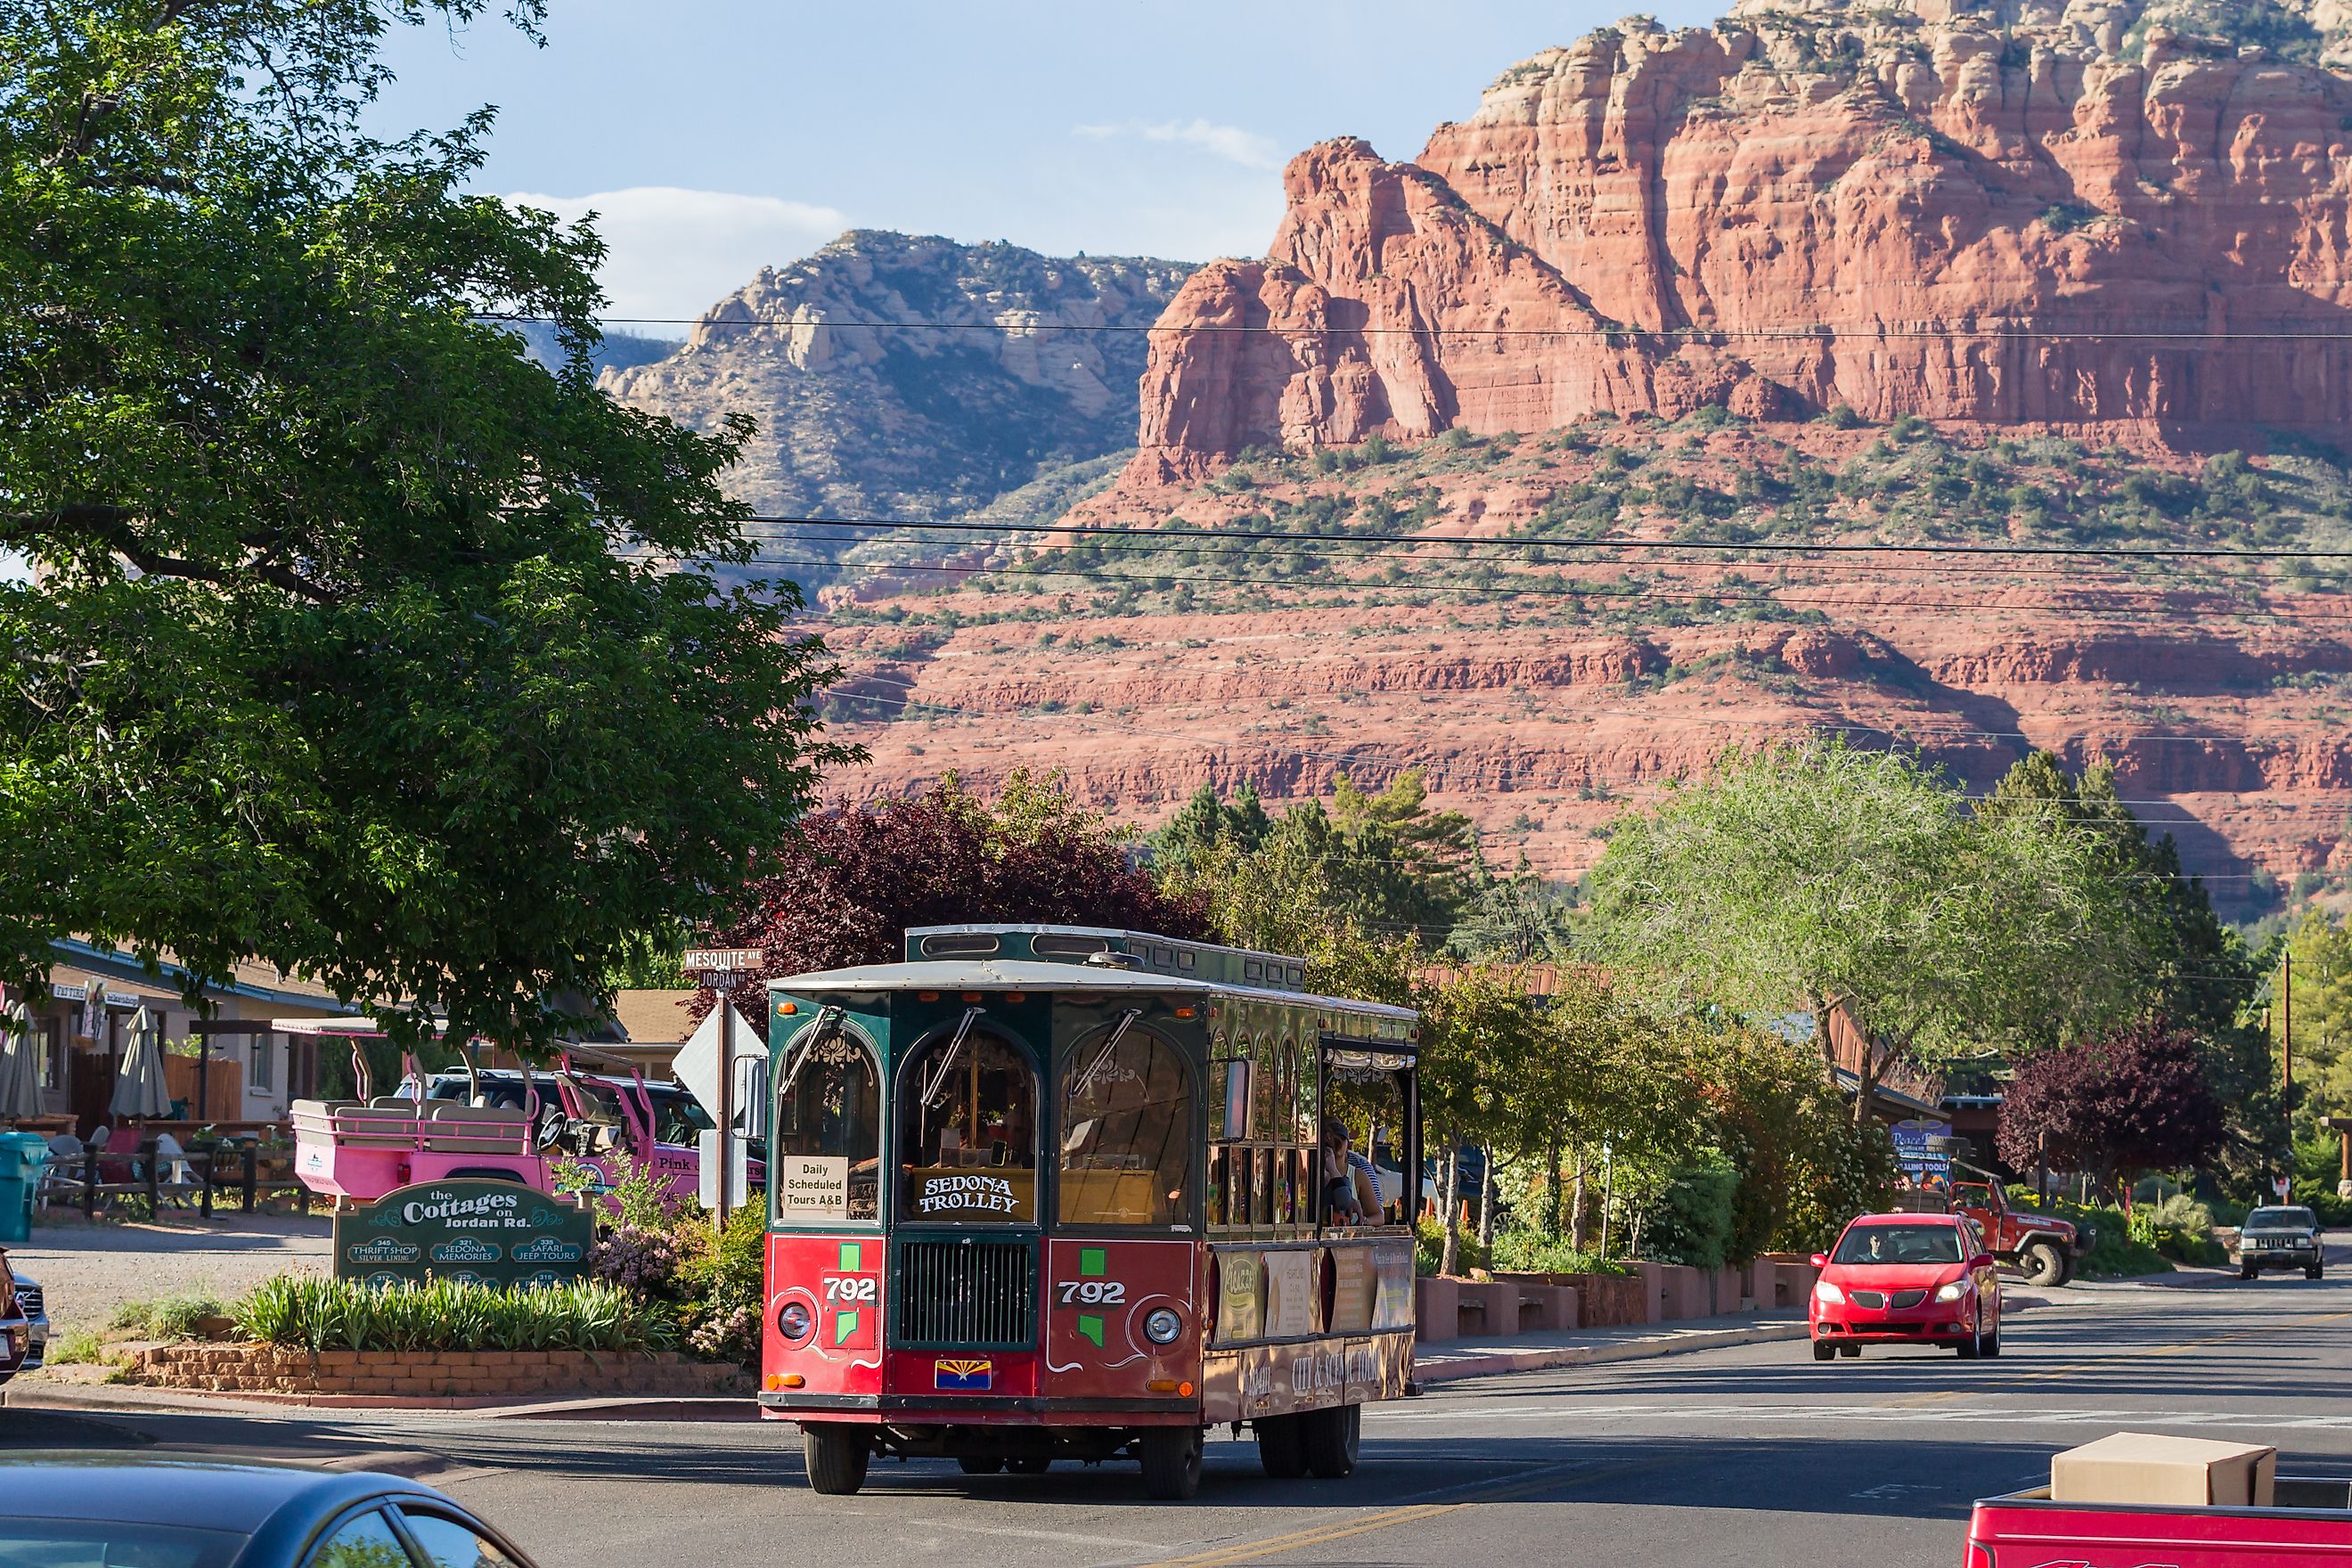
[1370,1402,2352,1432]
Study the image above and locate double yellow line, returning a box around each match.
[1142,1456,1672,1568]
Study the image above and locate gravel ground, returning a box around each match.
[4,1213,331,1334]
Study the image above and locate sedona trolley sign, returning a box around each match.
[332,1180,596,1291]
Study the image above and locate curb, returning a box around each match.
[1412,1319,1809,1384]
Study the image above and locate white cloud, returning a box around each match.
[1073,118,1284,171]
[504,187,848,331]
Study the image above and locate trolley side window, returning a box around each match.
[772,1018,882,1223]
[1323,1045,1413,1229]
[898,1028,1039,1223]
[1057,1020,1194,1229]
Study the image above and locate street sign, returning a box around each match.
[683,948,764,973]
[674,1001,766,1219]
[332,1180,592,1291]
[2274,1176,2292,1198]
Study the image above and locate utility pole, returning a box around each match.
[2283,947,2294,1107]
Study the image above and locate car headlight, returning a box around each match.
[775,1299,814,1344]
[1813,1279,1844,1304]
[1143,1307,1184,1344]
[1935,1281,1970,1303]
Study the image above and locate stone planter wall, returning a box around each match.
[121,1343,748,1401]
[1492,1270,1647,1327]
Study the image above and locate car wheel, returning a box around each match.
[1982,1322,2001,1359]
[957,1456,1004,1475]
[1139,1426,1205,1501]
[1303,1402,1361,1480]
[803,1424,870,1496]
[2021,1242,2065,1287]
[2307,1265,2323,1281]
[1256,1413,1308,1479]
[1812,1341,1836,1362]
[1957,1311,1982,1359]
[2242,1264,2258,1280]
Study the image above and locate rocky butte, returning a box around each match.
[1132,0,2352,478]
[604,231,1194,523]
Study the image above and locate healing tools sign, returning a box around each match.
[333,1180,595,1291]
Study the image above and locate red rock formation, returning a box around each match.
[1132,12,2352,470]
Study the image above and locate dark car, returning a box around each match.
[0,1251,29,1387]
[2237,1205,2326,1280]
[0,1453,539,1568]
[10,1262,46,1375]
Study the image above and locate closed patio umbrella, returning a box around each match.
[0,1000,43,1120]
[110,1004,173,1120]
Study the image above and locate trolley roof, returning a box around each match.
[766,958,1416,1029]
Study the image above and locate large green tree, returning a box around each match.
[1984,753,2278,1175]
[1,1,845,1050]
[1587,739,2135,1123]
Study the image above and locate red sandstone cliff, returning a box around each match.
[1133,10,2352,472]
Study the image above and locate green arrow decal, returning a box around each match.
[1080,1246,1107,1278]
[1077,1313,1105,1347]
[834,1310,860,1346]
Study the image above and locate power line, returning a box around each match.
[740,511,2352,563]
[755,519,2322,585]
[498,312,2352,346]
[718,551,2352,624]
[817,681,2340,750]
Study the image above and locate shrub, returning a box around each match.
[230,1276,672,1354]
[1414,1217,1491,1278]
[1488,1228,1627,1277]
[1639,1156,1738,1269]
[109,1292,231,1339]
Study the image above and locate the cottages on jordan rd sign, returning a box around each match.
[332,1180,596,1290]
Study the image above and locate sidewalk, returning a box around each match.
[1413,1309,1808,1385]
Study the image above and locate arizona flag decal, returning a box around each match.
[934,1357,994,1391]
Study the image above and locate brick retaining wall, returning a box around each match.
[121,1343,748,1401]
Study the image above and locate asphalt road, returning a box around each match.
[9,1255,2348,1568]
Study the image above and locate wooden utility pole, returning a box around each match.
[2283,947,2293,1107]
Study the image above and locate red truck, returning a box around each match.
[1967,1477,2352,1564]
[1896,1162,2092,1286]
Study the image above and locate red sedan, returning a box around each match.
[1808,1213,2002,1360]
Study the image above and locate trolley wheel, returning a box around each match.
[1812,1341,1836,1362]
[802,1424,870,1496]
[1256,1413,1308,1479]
[2020,1242,2065,1289]
[1302,1402,1360,1480]
[1006,1457,1051,1475]
[1139,1426,1204,1501]
[957,1456,1004,1475]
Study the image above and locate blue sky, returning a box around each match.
[374,0,1716,331]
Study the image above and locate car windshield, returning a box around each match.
[0,1520,248,1568]
[1833,1224,1964,1265]
[2248,1207,2316,1229]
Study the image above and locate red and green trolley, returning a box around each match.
[758,925,1423,1499]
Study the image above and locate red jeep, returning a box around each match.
[1895,1162,2091,1286]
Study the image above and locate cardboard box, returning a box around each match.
[2051,1433,2277,1508]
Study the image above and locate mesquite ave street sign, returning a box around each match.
[333,1180,596,1290]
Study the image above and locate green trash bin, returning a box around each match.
[0,1131,47,1244]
